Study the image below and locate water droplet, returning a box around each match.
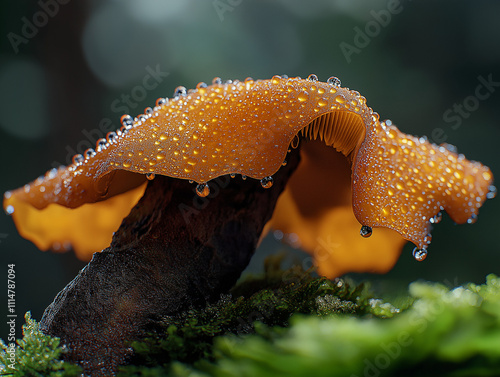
[5,204,15,215]
[4,191,12,199]
[467,213,478,224]
[307,74,318,82]
[244,77,253,82]
[260,177,273,188]
[412,247,428,261]
[212,77,222,85]
[424,233,432,245]
[360,225,372,238]
[156,98,167,107]
[242,175,247,180]
[96,138,107,152]
[174,86,187,97]
[430,212,443,224]
[120,114,133,129]
[230,173,236,178]
[271,75,282,84]
[298,92,309,102]
[84,148,96,159]
[144,107,153,115]
[282,160,287,167]
[327,76,341,87]
[196,183,210,197]
[106,131,117,144]
[196,82,208,89]
[281,74,289,79]
[273,230,284,240]
[146,173,155,181]
[72,154,84,165]
[47,169,57,179]
[487,185,497,199]
[441,143,458,153]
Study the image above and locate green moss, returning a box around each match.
[166,274,500,377]
[0,312,81,377]
[121,257,392,374]
[3,261,500,377]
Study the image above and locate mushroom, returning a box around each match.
[3,75,495,374]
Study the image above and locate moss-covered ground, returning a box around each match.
[2,257,500,376]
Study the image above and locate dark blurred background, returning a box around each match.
[1,0,499,339]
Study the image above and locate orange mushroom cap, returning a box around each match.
[3,75,495,275]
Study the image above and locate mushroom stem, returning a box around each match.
[39,147,300,376]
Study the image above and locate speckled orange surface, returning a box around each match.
[3,75,495,274]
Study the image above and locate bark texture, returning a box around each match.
[40,148,300,376]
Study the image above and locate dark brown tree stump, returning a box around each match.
[40,148,300,376]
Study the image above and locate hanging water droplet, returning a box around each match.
[260,177,273,188]
[188,180,194,184]
[429,212,443,224]
[412,247,428,261]
[307,74,318,82]
[360,225,372,238]
[96,138,107,152]
[487,185,497,199]
[156,98,167,107]
[282,160,287,167]
[327,76,341,87]
[212,77,222,85]
[174,86,187,97]
[196,183,210,197]
[144,107,153,115]
[230,173,236,178]
[146,173,155,181]
[467,213,478,224]
[72,154,84,165]
[106,131,117,144]
[120,114,133,129]
[241,175,247,180]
